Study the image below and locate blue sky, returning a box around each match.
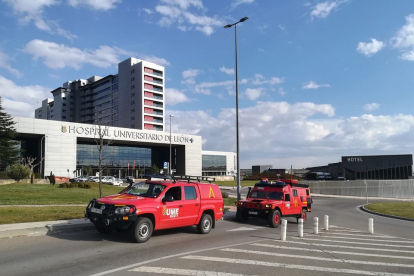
[1,0,414,169]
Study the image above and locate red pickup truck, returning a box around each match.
[236,179,312,228]
[85,176,224,243]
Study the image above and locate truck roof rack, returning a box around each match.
[172,175,216,183]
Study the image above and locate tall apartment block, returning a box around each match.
[34,57,165,131]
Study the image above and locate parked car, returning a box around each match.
[77,175,88,182]
[113,178,123,186]
[126,176,135,183]
[88,176,99,182]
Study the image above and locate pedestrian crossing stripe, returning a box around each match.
[209,187,215,198]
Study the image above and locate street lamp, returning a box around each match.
[224,16,248,201]
[169,115,174,176]
[40,135,47,178]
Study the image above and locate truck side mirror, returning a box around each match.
[246,187,252,199]
[162,195,174,202]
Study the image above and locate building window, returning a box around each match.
[131,85,135,89]
[131,101,135,105]
[131,77,135,81]
[63,110,66,113]
[63,103,66,106]
[62,116,66,119]
[131,93,135,97]
[63,97,66,100]
[131,69,135,74]
[131,116,135,120]
[131,108,135,112]
[131,124,135,128]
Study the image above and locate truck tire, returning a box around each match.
[197,213,213,234]
[236,207,249,223]
[268,209,281,228]
[300,209,307,222]
[130,217,153,243]
[94,224,112,234]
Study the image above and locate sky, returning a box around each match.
[1,0,414,170]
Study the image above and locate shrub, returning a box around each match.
[6,164,31,182]
[221,191,229,198]
[77,183,84,188]
[84,184,91,189]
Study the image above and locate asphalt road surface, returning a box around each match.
[1,197,413,276]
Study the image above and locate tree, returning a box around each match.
[149,164,160,174]
[21,156,43,180]
[0,97,20,168]
[83,166,92,177]
[6,163,30,182]
[94,125,113,198]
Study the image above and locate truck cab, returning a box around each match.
[236,179,312,228]
[86,176,223,243]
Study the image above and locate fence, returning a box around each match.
[307,180,414,199]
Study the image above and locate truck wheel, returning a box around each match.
[301,209,307,222]
[236,207,249,223]
[94,224,112,234]
[197,213,213,234]
[268,209,281,228]
[130,217,153,243]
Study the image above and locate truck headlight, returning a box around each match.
[115,206,131,214]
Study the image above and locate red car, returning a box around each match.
[86,176,224,243]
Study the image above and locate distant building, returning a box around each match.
[306,154,413,180]
[252,165,272,175]
[201,151,236,176]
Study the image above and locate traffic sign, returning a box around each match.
[163,162,168,169]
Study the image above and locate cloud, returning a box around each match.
[252,74,284,85]
[278,88,286,95]
[245,88,264,101]
[154,1,225,35]
[231,0,254,9]
[165,88,192,105]
[140,55,171,66]
[23,40,167,70]
[278,24,286,31]
[143,8,153,14]
[356,39,385,56]
[258,24,268,32]
[219,66,234,75]
[0,51,22,78]
[3,0,77,40]
[310,1,343,19]
[67,0,122,10]
[0,75,50,118]
[391,14,414,61]
[363,103,380,111]
[302,81,331,89]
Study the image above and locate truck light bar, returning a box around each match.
[172,175,216,183]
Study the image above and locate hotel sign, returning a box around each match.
[342,157,363,162]
[61,125,194,144]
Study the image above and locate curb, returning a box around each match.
[359,205,414,222]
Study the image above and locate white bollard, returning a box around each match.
[324,215,329,231]
[313,217,319,234]
[280,219,287,241]
[298,218,303,237]
[369,218,374,234]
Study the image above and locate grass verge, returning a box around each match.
[223,197,237,206]
[216,180,257,187]
[0,183,124,205]
[0,206,86,224]
[365,202,414,220]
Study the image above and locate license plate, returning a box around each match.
[90,207,102,214]
[248,211,258,215]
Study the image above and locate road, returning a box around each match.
[0,197,413,276]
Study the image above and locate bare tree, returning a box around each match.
[21,156,44,179]
[94,125,113,198]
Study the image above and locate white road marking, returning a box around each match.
[181,256,410,276]
[304,234,414,243]
[227,227,263,231]
[307,232,398,239]
[88,239,266,276]
[220,248,414,268]
[271,240,414,254]
[130,266,259,276]
[292,237,414,248]
[251,243,414,260]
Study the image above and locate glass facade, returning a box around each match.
[202,155,226,176]
[76,143,151,178]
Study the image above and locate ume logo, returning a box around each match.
[164,208,179,218]
[347,157,363,162]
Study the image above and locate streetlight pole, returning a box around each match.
[224,16,248,201]
[40,135,46,178]
[169,115,174,176]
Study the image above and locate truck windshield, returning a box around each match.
[267,192,283,200]
[125,183,166,198]
[250,191,267,199]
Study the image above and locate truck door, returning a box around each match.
[181,185,201,226]
[283,193,293,215]
[291,189,301,215]
[159,186,183,229]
